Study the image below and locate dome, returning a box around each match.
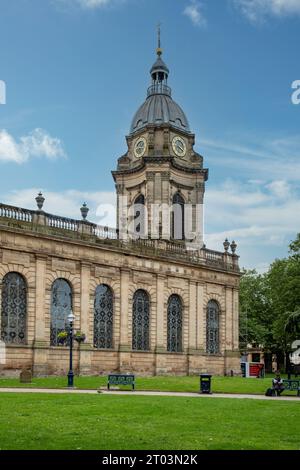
[150,56,169,75]
[130,93,190,134]
[130,46,190,135]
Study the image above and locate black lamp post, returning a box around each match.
[67,311,75,388]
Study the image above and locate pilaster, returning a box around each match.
[119,268,131,371]
[225,286,233,351]
[79,262,92,374]
[188,280,197,351]
[233,288,239,350]
[196,282,205,351]
[33,255,48,376]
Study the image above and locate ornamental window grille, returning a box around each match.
[1,272,27,344]
[94,284,113,349]
[167,294,183,352]
[50,279,72,346]
[171,192,185,240]
[206,300,220,354]
[133,194,146,238]
[132,289,150,351]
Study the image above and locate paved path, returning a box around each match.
[0,387,299,401]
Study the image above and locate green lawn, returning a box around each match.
[0,393,299,450]
[0,374,295,395]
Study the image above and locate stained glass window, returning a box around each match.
[132,289,150,351]
[206,300,220,354]
[1,272,27,344]
[50,279,72,346]
[167,294,183,352]
[94,284,113,349]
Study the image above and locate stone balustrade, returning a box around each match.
[0,202,239,273]
[0,203,33,222]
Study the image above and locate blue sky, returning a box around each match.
[0,0,300,271]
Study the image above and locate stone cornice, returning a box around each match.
[112,156,209,180]
[0,223,241,278]
[127,123,195,140]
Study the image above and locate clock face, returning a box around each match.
[134,137,147,158]
[172,136,186,157]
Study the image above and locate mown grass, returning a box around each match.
[0,393,299,450]
[0,374,295,395]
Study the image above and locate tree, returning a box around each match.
[239,233,300,371]
[289,233,300,256]
[268,242,300,359]
[239,269,272,350]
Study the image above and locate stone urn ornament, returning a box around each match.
[80,203,89,221]
[35,191,45,211]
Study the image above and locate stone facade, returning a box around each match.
[0,43,241,377]
[0,216,240,376]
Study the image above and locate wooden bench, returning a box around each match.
[271,379,300,396]
[107,374,135,390]
[282,379,300,396]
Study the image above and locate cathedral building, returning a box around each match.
[0,40,241,377]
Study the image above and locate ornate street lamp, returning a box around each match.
[67,311,75,388]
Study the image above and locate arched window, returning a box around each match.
[132,289,150,351]
[167,294,183,352]
[206,300,220,354]
[133,194,146,238]
[50,279,72,346]
[1,272,27,344]
[94,284,113,349]
[172,192,185,240]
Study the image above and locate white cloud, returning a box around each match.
[204,177,299,269]
[266,180,292,199]
[57,0,123,9]
[233,0,300,23]
[200,135,300,181]
[184,1,207,27]
[197,133,300,268]
[77,0,112,7]
[0,128,66,164]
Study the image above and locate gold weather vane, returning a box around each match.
[156,22,163,56]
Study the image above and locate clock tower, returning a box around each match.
[112,34,208,249]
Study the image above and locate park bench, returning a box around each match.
[282,379,300,396]
[270,379,300,396]
[107,374,135,390]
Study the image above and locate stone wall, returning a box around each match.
[0,225,240,377]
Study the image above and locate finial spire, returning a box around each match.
[156,22,162,56]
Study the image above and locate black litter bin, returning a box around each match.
[200,374,212,394]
